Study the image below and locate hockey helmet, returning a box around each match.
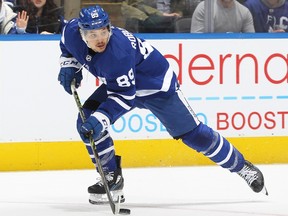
[78,5,110,30]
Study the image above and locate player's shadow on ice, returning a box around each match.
[0,200,267,214]
[128,200,266,208]
[52,200,266,213]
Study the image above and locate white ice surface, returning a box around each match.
[0,164,287,216]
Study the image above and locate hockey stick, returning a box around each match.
[71,80,130,215]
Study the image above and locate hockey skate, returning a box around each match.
[88,156,125,204]
[237,160,268,195]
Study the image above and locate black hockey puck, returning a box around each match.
[119,208,131,215]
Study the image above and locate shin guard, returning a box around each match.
[84,131,117,173]
[77,108,116,172]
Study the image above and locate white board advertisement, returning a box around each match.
[0,34,287,142]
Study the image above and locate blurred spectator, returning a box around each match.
[3,0,15,7]
[24,0,63,34]
[237,0,246,4]
[174,0,203,32]
[121,0,181,33]
[180,0,203,18]
[156,0,182,16]
[150,0,203,18]
[0,0,28,34]
[190,0,255,33]
[10,0,29,12]
[157,0,173,13]
[244,0,288,32]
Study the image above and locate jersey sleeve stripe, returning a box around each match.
[160,64,174,92]
[107,91,136,100]
[108,96,131,110]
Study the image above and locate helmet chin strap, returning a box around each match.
[107,24,112,43]
[79,24,112,52]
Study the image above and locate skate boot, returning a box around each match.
[88,156,125,204]
[237,160,268,195]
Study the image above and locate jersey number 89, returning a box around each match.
[116,68,135,87]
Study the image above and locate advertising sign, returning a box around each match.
[0,34,287,142]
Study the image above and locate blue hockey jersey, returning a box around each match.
[244,0,288,32]
[60,19,177,123]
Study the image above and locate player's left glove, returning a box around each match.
[79,112,110,143]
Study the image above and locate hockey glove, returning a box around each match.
[58,56,83,95]
[79,112,110,143]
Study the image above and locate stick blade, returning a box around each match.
[114,194,130,215]
[119,208,131,215]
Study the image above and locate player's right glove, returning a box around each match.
[58,56,83,95]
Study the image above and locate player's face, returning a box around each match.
[83,27,110,53]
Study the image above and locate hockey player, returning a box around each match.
[58,4,268,204]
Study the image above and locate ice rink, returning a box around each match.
[0,164,287,216]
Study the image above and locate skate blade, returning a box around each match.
[89,190,125,205]
[261,186,268,196]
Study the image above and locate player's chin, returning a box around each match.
[95,45,106,53]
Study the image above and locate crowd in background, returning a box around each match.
[0,0,63,34]
[1,0,288,34]
[122,0,288,33]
